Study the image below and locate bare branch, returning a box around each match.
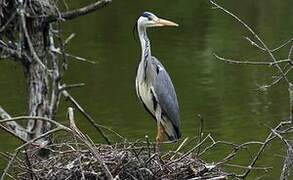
[246,36,293,52]
[47,0,111,23]
[281,141,293,180]
[244,36,266,51]
[49,24,61,119]
[20,8,48,70]
[59,83,85,92]
[258,66,292,90]
[67,107,113,180]
[224,163,272,171]
[0,150,19,180]
[0,11,17,32]
[210,0,291,85]
[238,121,291,178]
[271,38,293,52]
[0,106,28,141]
[289,84,293,122]
[52,48,97,64]
[213,53,291,66]
[63,33,76,46]
[62,90,115,144]
[0,116,71,132]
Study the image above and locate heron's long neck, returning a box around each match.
[138,26,151,62]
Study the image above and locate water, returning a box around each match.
[1,0,293,178]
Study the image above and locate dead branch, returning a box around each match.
[2,131,228,179]
[51,48,97,64]
[62,90,117,144]
[0,106,28,141]
[281,141,293,180]
[214,53,291,66]
[47,0,112,23]
[19,6,48,70]
[68,107,114,180]
[289,83,293,122]
[210,0,291,85]
[210,1,293,179]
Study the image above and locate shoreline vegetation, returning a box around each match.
[0,0,292,179]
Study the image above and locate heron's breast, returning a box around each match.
[137,82,155,115]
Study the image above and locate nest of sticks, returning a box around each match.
[2,139,227,180]
[0,108,227,179]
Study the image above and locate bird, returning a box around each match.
[135,12,181,145]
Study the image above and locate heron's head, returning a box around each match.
[137,12,178,28]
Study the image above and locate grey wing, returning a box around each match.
[151,57,180,130]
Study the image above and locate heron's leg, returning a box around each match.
[156,123,164,143]
[155,105,164,153]
[155,122,164,153]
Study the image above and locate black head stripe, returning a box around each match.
[142,12,152,20]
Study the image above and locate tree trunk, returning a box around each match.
[25,18,51,143]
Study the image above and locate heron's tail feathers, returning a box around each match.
[161,120,181,142]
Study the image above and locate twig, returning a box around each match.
[0,106,28,141]
[214,53,291,66]
[244,36,265,51]
[67,107,113,180]
[258,66,292,90]
[0,150,19,180]
[47,0,112,23]
[289,84,293,122]
[19,7,48,71]
[62,90,114,144]
[237,121,291,178]
[170,137,189,160]
[271,38,293,52]
[170,134,212,164]
[59,83,85,92]
[210,0,290,85]
[52,48,97,64]
[1,125,70,180]
[244,36,293,53]
[280,141,293,180]
[49,24,61,119]
[63,33,75,46]
[224,163,272,171]
[0,11,16,32]
[0,116,70,131]
[197,114,204,155]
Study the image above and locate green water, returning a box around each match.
[1,0,293,179]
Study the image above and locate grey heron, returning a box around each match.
[135,12,181,144]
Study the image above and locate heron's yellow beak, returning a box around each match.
[154,18,179,27]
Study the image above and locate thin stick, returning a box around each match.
[224,163,272,171]
[0,11,17,32]
[20,8,48,70]
[214,53,291,66]
[0,106,28,141]
[170,137,189,160]
[197,114,204,155]
[289,84,293,122]
[0,150,19,180]
[47,0,112,22]
[210,0,290,85]
[0,116,70,131]
[67,107,113,180]
[62,90,113,144]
